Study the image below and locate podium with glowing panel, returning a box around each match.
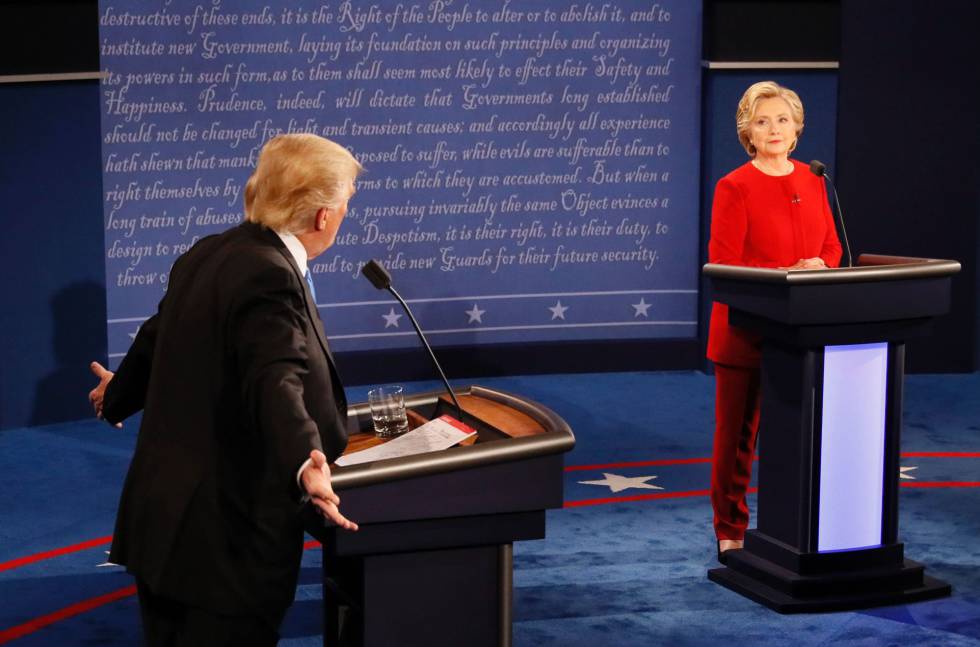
[703,254,959,612]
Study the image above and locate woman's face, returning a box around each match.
[749,96,798,158]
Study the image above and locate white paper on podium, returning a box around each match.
[334,415,477,467]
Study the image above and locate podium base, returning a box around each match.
[708,549,951,613]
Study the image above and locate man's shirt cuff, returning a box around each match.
[296,457,313,502]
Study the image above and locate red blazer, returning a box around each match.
[707,159,842,367]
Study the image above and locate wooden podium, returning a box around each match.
[305,385,575,646]
[703,254,960,612]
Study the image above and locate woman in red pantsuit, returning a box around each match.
[708,81,842,562]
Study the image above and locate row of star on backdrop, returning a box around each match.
[116,298,657,342]
[376,298,655,328]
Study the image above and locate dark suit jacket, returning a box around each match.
[103,221,348,626]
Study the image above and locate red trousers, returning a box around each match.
[711,364,761,540]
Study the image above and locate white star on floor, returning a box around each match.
[900,466,917,480]
[578,472,664,493]
[632,298,651,318]
[382,307,402,328]
[465,304,485,324]
[96,551,120,568]
[549,300,568,320]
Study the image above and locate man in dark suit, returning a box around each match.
[88,134,362,645]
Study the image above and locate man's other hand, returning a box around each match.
[88,361,122,428]
[301,449,358,531]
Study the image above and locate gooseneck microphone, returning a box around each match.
[361,259,464,421]
[809,160,853,268]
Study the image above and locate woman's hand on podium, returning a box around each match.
[784,257,828,270]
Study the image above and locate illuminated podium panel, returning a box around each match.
[703,255,959,612]
[305,386,575,646]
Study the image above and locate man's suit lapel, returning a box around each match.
[295,275,347,412]
[246,224,341,375]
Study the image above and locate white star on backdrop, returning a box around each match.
[899,466,917,480]
[465,304,485,324]
[578,472,664,493]
[128,325,141,340]
[382,308,402,328]
[632,298,651,318]
[548,300,568,320]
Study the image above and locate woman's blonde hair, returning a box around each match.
[244,133,363,233]
[736,81,805,157]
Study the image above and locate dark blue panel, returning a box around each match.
[0,80,106,430]
[837,1,978,373]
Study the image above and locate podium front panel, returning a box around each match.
[817,342,888,551]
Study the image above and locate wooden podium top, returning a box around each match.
[330,385,574,490]
[341,392,547,457]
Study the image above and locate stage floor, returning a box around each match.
[2,371,978,646]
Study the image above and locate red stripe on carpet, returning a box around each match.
[562,480,979,506]
[901,452,980,458]
[563,487,758,508]
[0,536,113,573]
[0,479,975,640]
[565,458,713,471]
[901,481,980,488]
[0,585,136,645]
[566,452,980,473]
[0,541,325,641]
[0,536,321,577]
[2,457,975,575]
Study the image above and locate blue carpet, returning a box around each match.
[1,371,978,645]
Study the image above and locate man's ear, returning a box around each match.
[314,207,330,231]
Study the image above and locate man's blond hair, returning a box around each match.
[244,134,363,233]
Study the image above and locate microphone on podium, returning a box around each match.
[809,160,853,268]
[361,259,464,420]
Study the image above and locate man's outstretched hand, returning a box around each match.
[301,449,358,531]
[88,361,121,428]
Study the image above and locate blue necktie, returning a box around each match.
[304,269,318,304]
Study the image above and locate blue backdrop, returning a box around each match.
[0,6,859,431]
[98,0,703,363]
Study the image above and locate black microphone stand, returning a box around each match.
[384,284,464,421]
[809,160,853,268]
[361,260,464,421]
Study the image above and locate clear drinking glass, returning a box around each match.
[367,385,410,438]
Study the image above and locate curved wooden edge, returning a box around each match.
[856,254,960,269]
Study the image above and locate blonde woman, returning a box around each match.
[707,82,841,562]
